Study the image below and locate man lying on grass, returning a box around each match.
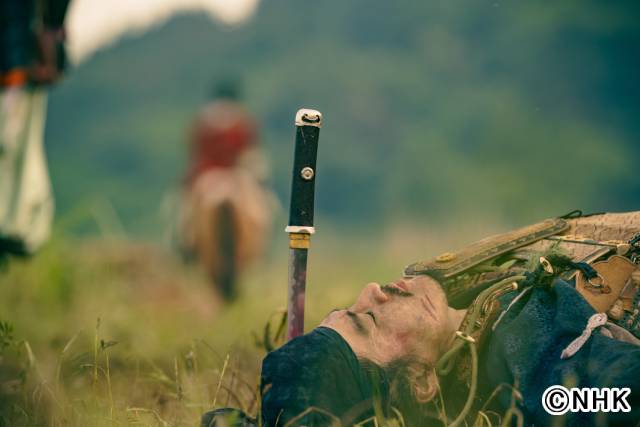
[204,212,640,427]
[261,275,468,426]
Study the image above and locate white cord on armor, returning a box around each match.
[492,287,532,332]
[560,312,608,359]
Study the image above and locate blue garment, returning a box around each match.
[484,279,640,426]
[260,327,387,426]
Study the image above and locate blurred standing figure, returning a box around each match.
[180,78,273,300]
[0,0,70,262]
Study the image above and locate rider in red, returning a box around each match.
[185,80,257,185]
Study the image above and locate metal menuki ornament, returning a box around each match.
[286,108,322,340]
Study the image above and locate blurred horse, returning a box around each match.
[180,163,272,299]
[178,80,273,300]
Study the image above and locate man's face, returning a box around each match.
[320,275,465,366]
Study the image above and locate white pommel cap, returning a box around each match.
[295,108,323,128]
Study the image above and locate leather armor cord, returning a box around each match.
[449,337,478,427]
[286,109,322,341]
[436,275,526,426]
[436,261,566,424]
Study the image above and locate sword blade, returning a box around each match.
[287,247,308,340]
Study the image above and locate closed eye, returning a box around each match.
[366,310,377,325]
[327,307,346,317]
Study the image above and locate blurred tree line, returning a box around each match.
[45,0,640,236]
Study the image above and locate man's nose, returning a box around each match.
[351,282,389,310]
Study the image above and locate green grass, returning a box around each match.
[0,222,511,426]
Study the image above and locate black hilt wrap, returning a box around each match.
[287,110,322,229]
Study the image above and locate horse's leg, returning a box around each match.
[213,201,236,301]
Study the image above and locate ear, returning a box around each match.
[407,365,439,403]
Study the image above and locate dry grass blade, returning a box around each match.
[126,407,171,427]
[283,407,340,427]
[212,353,230,408]
[56,331,81,387]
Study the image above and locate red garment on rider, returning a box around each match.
[186,100,257,184]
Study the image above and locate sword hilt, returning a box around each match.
[286,109,322,236]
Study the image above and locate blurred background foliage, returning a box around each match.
[46,0,640,237]
[3,2,640,424]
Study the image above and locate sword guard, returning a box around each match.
[285,225,316,234]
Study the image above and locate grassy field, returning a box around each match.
[0,223,504,427]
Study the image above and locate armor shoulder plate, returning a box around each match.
[404,218,569,280]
